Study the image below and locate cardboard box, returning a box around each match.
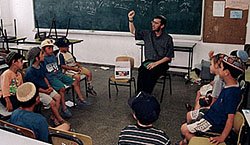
[115,61,131,79]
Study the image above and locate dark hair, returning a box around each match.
[19,85,39,108]
[154,15,166,28]
[222,61,243,79]
[6,53,24,66]
[211,53,224,65]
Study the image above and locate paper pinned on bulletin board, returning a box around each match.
[225,0,249,10]
[213,1,225,17]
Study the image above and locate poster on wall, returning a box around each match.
[226,0,249,10]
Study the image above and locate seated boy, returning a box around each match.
[55,37,97,96]
[0,52,24,112]
[179,55,245,145]
[25,47,65,126]
[9,82,70,142]
[119,91,171,145]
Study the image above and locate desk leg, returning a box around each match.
[71,44,74,55]
[140,45,143,64]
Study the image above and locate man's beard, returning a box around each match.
[152,27,161,32]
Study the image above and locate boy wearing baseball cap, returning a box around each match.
[55,37,94,105]
[119,92,171,145]
[9,82,70,142]
[25,46,65,126]
[0,51,24,112]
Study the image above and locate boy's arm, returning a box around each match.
[61,64,80,72]
[209,114,234,144]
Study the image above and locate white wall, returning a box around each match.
[1,0,249,68]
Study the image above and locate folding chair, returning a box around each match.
[49,127,93,145]
[0,119,36,139]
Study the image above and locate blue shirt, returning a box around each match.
[9,109,49,142]
[42,55,64,81]
[204,86,241,133]
[24,66,48,89]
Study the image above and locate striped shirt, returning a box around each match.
[118,124,171,145]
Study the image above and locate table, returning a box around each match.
[16,39,83,55]
[136,41,196,79]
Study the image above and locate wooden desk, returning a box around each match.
[0,129,51,145]
[136,41,196,79]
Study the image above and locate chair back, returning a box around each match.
[233,112,245,145]
[49,132,84,145]
[0,119,36,139]
[49,127,93,145]
[116,56,134,69]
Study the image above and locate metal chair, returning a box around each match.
[108,56,136,98]
[188,111,245,145]
[0,119,36,139]
[49,127,93,145]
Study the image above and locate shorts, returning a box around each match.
[50,75,74,91]
[187,118,212,133]
[190,108,209,120]
[39,90,58,106]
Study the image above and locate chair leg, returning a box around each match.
[71,86,76,107]
[129,81,132,98]
[160,77,166,103]
[84,77,88,98]
[108,79,111,99]
[169,74,172,95]
[114,82,118,94]
[133,78,136,95]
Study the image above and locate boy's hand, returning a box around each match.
[209,136,225,145]
[128,10,135,20]
[5,98,13,112]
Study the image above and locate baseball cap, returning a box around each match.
[16,82,36,102]
[55,37,70,48]
[130,92,160,125]
[41,39,55,48]
[26,47,41,62]
[5,51,23,66]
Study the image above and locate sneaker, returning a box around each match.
[87,86,97,96]
[78,99,92,106]
[61,108,72,118]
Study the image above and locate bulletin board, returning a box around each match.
[203,0,249,44]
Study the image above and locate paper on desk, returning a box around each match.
[100,66,110,70]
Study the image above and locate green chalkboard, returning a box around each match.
[33,0,203,35]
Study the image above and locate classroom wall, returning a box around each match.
[1,0,249,68]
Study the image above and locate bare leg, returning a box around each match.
[50,95,64,122]
[181,123,195,143]
[73,74,86,101]
[59,88,67,110]
[194,91,201,110]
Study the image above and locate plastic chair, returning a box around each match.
[157,71,172,103]
[189,111,245,145]
[49,127,93,145]
[0,119,36,139]
[108,56,136,98]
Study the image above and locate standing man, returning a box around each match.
[128,10,174,94]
